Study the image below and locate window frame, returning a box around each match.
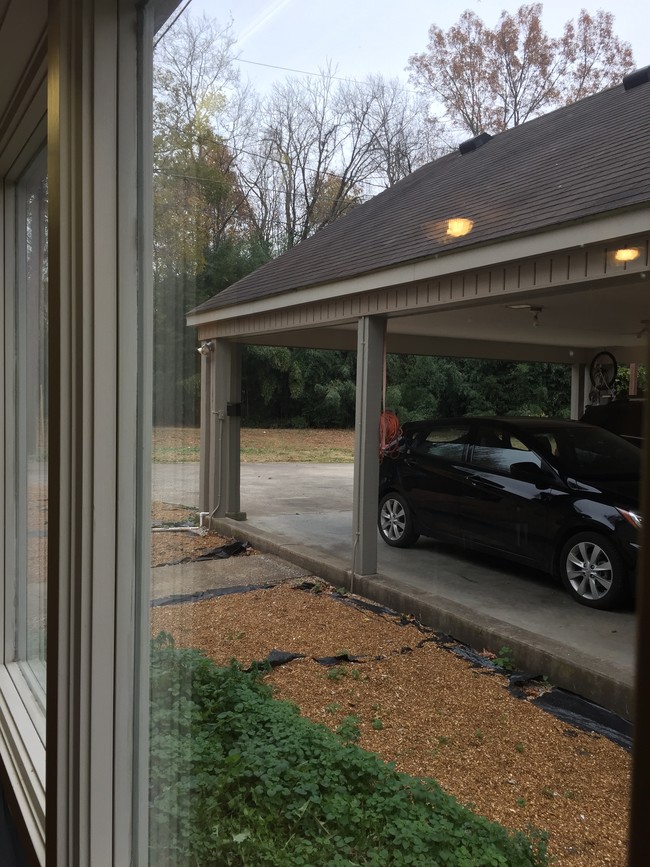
[44,1,157,864]
[0,89,48,864]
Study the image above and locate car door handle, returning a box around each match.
[466,475,504,491]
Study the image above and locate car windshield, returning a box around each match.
[529,425,640,479]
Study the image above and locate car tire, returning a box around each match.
[378,493,419,548]
[559,532,627,609]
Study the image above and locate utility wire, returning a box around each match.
[235,57,420,96]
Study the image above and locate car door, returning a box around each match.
[461,423,556,564]
[397,421,473,543]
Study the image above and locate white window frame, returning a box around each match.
[1,0,167,863]
[0,83,48,866]
[43,1,160,864]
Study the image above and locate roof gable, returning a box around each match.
[192,72,650,316]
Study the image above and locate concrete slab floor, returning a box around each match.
[152,462,637,720]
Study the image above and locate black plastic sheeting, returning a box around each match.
[153,539,250,568]
[264,649,305,667]
[151,575,633,750]
[151,582,276,608]
[532,689,632,751]
[294,581,633,751]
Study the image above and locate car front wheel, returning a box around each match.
[378,493,419,548]
[559,532,626,609]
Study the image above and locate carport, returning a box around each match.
[187,71,650,842]
[188,69,650,581]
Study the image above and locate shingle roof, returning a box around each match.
[191,71,650,317]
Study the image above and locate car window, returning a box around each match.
[412,424,471,463]
[471,425,542,474]
[559,425,640,477]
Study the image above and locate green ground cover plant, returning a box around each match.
[149,634,548,866]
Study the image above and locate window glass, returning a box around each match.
[414,424,471,462]
[537,425,640,478]
[14,147,48,695]
[471,425,542,474]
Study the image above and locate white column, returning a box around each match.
[570,362,588,418]
[352,316,385,577]
[199,344,214,514]
[208,338,245,522]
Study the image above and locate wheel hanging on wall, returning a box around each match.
[589,350,618,391]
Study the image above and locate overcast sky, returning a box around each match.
[186,0,646,93]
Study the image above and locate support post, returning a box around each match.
[352,316,385,577]
[208,339,245,522]
[198,346,213,514]
[570,363,588,419]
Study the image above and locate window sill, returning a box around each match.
[0,666,45,865]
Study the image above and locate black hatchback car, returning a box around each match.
[378,417,641,609]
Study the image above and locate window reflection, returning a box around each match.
[16,147,48,696]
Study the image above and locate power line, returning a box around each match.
[153,142,393,191]
[236,56,419,96]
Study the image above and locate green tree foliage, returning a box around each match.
[385,356,570,423]
[242,348,357,428]
[153,15,270,425]
[236,349,570,429]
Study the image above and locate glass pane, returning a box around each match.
[16,148,48,695]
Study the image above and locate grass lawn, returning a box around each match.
[153,426,355,463]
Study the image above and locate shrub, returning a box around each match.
[149,634,548,866]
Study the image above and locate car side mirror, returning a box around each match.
[510,461,551,487]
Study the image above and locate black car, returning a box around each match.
[378,417,641,609]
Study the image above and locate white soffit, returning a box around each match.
[187,210,650,328]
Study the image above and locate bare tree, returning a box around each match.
[355,76,446,186]
[240,68,445,251]
[408,4,635,136]
[561,9,635,103]
[153,13,254,276]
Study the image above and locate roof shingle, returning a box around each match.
[191,74,650,316]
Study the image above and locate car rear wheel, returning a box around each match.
[559,532,626,609]
[378,493,419,548]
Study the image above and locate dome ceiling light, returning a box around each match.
[446,217,474,238]
[614,247,640,263]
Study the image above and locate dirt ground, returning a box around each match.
[150,507,631,867]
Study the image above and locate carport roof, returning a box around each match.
[191,69,650,317]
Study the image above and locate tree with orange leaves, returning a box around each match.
[408,4,635,137]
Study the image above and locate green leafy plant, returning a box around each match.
[325,702,342,714]
[336,714,361,744]
[149,633,549,866]
[494,645,516,671]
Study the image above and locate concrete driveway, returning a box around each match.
[152,461,636,720]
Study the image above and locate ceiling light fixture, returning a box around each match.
[197,340,215,356]
[446,217,474,238]
[506,303,543,325]
[614,247,640,263]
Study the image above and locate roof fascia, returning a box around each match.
[187,209,650,328]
